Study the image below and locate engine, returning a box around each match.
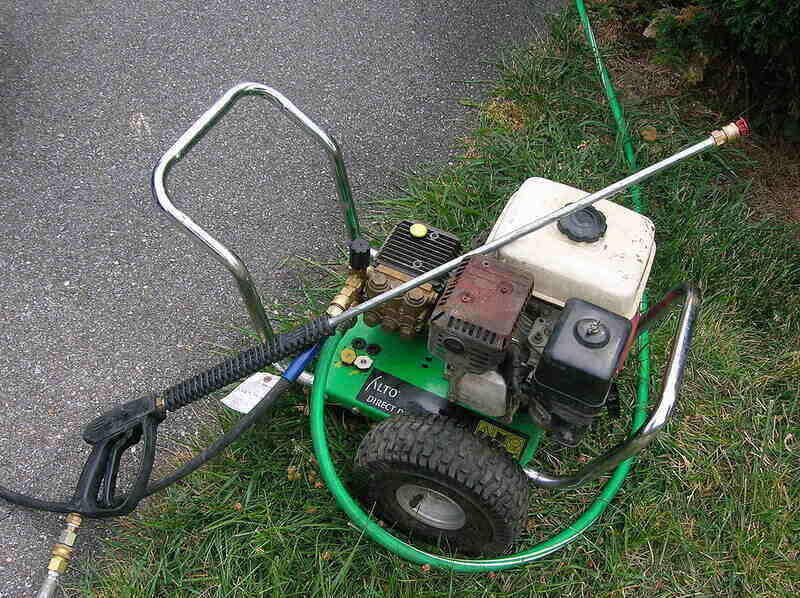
[361,178,656,445]
[428,256,532,374]
[428,255,532,417]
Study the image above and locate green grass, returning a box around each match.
[75,8,799,598]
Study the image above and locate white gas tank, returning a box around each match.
[486,177,655,319]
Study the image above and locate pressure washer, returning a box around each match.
[1,80,748,594]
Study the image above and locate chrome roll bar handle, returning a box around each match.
[524,283,701,488]
[151,82,361,341]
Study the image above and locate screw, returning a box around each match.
[461,292,473,303]
[586,320,602,335]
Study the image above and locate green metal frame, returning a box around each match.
[311,328,644,571]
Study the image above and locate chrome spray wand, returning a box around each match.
[325,119,749,328]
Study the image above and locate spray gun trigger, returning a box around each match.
[98,427,143,508]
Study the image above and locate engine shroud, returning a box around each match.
[428,256,533,374]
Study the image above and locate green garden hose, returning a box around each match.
[310,2,652,571]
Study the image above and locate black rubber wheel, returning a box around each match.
[355,415,530,555]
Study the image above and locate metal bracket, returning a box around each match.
[151,82,361,341]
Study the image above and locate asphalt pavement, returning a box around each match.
[0,1,561,594]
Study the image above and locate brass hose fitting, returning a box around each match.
[711,118,750,146]
[326,271,365,319]
[37,513,82,598]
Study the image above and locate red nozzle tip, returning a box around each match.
[735,118,750,136]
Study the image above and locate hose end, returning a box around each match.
[711,118,750,146]
[37,513,82,597]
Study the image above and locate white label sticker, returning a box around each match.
[221,372,282,414]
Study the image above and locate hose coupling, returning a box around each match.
[49,513,81,572]
[711,118,750,146]
[326,271,365,319]
[37,513,82,598]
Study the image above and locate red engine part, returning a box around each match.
[428,256,533,374]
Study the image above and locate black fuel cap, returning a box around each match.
[557,205,607,243]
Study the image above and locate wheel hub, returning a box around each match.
[395,483,466,530]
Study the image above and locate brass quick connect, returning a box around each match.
[37,513,82,597]
[66,513,81,527]
[46,513,81,573]
[47,549,72,574]
[326,271,365,318]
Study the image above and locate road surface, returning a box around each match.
[0,1,560,594]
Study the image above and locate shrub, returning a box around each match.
[636,1,800,137]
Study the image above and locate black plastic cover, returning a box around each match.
[348,238,371,270]
[376,220,461,278]
[534,298,631,409]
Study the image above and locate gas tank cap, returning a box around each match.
[557,205,607,242]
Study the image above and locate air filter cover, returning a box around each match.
[534,297,632,411]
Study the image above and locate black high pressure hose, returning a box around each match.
[0,317,334,517]
[162,317,333,411]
